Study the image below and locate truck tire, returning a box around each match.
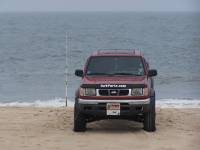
[143,93,156,132]
[73,103,86,132]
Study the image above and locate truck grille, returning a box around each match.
[98,89,129,96]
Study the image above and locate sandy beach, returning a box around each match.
[0,107,199,150]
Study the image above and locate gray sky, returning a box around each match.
[0,0,199,12]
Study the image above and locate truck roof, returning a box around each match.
[91,50,144,57]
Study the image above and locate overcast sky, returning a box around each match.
[0,0,199,12]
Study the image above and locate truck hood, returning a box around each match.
[81,76,147,85]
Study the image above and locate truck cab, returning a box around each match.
[74,50,157,132]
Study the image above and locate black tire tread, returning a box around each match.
[73,103,86,132]
[143,93,156,132]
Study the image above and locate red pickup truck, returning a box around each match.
[74,50,157,132]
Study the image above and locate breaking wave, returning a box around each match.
[0,98,73,107]
[0,98,199,108]
[156,98,200,108]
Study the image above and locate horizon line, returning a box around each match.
[0,10,199,13]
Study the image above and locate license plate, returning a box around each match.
[106,103,120,116]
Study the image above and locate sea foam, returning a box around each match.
[0,98,199,108]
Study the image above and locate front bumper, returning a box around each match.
[77,98,151,118]
[78,98,150,105]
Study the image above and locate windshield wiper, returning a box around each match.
[86,72,113,76]
[112,73,142,76]
[87,72,142,76]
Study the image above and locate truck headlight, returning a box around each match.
[80,88,96,96]
[131,88,148,96]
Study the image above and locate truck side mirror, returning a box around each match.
[148,69,157,77]
[75,69,83,77]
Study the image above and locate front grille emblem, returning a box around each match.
[110,90,118,96]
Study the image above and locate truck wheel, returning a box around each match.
[73,103,86,132]
[143,93,156,132]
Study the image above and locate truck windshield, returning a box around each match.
[86,56,145,76]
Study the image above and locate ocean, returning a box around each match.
[0,12,199,107]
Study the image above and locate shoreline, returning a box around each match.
[0,107,199,150]
[0,98,200,108]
